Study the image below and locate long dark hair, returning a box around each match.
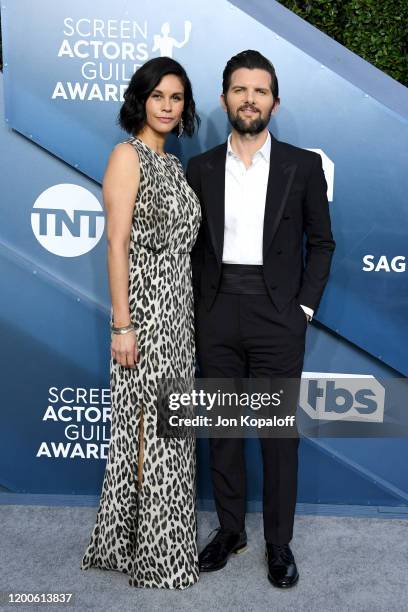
[118,57,199,137]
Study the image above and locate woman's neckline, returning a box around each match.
[134,136,170,160]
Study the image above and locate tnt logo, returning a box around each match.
[31,184,104,257]
[299,373,385,422]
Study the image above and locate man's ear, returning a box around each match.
[220,93,227,112]
[272,97,280,115]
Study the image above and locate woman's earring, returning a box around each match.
[178,117,184,138]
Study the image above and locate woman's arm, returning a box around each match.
[103,142,140,367]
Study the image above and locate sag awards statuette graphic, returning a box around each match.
[52,17,192,101]
[152,20,192,57]
[31,184,105,257]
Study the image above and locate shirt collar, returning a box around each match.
[227,131,271,162]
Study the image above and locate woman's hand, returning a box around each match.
[111,330,139,368]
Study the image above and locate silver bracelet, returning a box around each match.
[111,323,135,335]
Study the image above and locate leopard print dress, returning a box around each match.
[80,137,201,589]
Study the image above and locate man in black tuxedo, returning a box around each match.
[186,50,335,588]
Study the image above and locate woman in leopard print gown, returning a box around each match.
[80,58,201,589]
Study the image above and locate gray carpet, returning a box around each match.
[1,506,407,612]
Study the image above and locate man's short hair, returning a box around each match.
[222,50,279,99]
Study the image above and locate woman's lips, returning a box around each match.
[157,117,174,123]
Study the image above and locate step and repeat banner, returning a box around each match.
[1,0,407,505]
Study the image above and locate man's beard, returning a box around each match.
[226,104,272,135]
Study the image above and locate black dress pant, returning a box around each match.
[195,264,307,545]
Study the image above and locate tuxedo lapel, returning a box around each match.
[263,134,297,259]
[202,135,297,263]
[202,143,227,263]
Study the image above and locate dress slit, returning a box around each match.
[137,407,144,488]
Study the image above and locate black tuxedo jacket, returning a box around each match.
[186,132,335,313]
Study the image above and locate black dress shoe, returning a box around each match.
[199,527,248,572]
[265,543,299,588]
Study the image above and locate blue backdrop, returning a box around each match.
[1,0,407,513]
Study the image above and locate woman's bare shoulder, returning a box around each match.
[106,141,140,174]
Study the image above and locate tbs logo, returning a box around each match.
[31,184,104,257]
[299,373,385,422]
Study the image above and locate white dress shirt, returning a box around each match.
[223,132,270,265]
[222,132,314,320]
